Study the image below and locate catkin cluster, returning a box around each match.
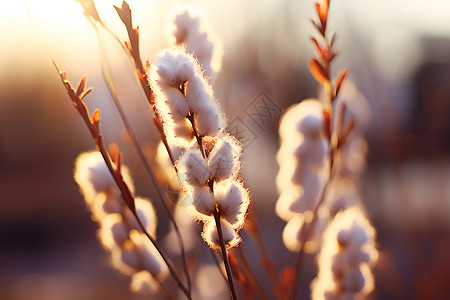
[156,5,223,183]
[149,48,249,249]
[74,152,168,294]
[311,207,378,300]
[168,7,222,78]
[149,47,224,147]
[178,134,249,249]
[276,99,330,252]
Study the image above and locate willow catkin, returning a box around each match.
[74,151,168,294]
[311,206,378,300]
[150,47,249,249]
[275,99,330,252]
[168,7,222,77]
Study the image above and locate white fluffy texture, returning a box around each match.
[152,48,198,87]
[185,74,214,114]
[100,192,124,216]
[311,207,378,300]
[214,180,249,228]
[194,103,223,137]
[122,198,158,237]
[150,47,224,146]
[178,148,209,187]
[282,208,329,253]
[187,186,215,217]
[74,151,135,206]
[130,271,159,295]
[74,151,166,292]
[98,214,128,249]
[202,219,240,249]
[276,187,302,222]
[276,99,329,224]
[159,85,189,120]
[149,48,198,146]
[288,171,324,214]
[127,230,169,277]
[169,8,222,77]
[208,135,241,182]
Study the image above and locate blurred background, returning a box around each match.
[1,0,450,299]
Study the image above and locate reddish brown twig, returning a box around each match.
[54,63,191,299]
[76,1,190,292]
[290,1,351,299]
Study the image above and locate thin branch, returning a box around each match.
[214,209,238,300]
[76,3,191,292]
[290,0,349,299]
[54,65,191,299]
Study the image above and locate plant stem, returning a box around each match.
[91,23,191,294]
[214,209,238,300]
[54,66,191,299]
[133,209,192,300]
[96,134,192,300]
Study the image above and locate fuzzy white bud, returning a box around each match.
[178,148,209,187]
[208,135,241,181]
[186,186,215,217]
[128,230,168,277]
[202,219,240,249]
[185,74,214,114]
[194,103,223,137]
[122,198,157,237]
[74,151,135,205]
[168,7,222,77]
[214,180,249,228]
[311,207,378,300]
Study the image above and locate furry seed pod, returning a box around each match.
[311,207,378,300]
[282,208,329,253]
[128,230,169,277]
[178,148,209,187]
[159,85,189,120]
[208,135,241,181]
[275,187,302,221]
[214,180,249,228]
[74,151,134,205]
[152,48,198,87]
[186,186,215,217]
[202,219,240,249]
[185,74,214,114]
[168,7,223,77]
[194,103,223,137]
